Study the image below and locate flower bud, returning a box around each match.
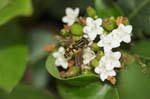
[60,29,69,36]
[96,51,104,60]
[71,23,83,36]
[79,17,86,25]
[66,66,80,77]
[87,6,97,18]
[82,70,93,75]
[116,16,129,26]
[90,58,99,67]
[91,43,101,51]
[102,17,117,32]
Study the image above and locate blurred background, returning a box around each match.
[0,0,149,99]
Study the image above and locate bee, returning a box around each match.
[64,37,89,58]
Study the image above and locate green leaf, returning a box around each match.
[0,0,33,26]
[0,21,25,47]
[117,0,150,36]
[46,52,150,98]
[57,82,119,99]
[46,54,119,99]
[46,54,61,79]
[4,84,55,99]
[46,54,99,85]
[0,45,28,93]
[117,56,150,99]
[0,0,9,10]
[95,0,123,18]
[131,39,150,57]
[0,89,7,99]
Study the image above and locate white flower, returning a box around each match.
[95,64,116,81]
[83,47,96,64]
[112,24,132,43]
[97,33,121,52]
[53,47,68,69]
[95,23,132,82]
[100,51,121,70]
[83,17,103,41]
[97,24,132,52]
[62,7,79,26]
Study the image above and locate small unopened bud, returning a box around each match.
[107,76,116,85]
[64,25,71,32]
[82,70,93,75]
[91,43,101,51]
[79,17,86,25]
[60,71,67,78]
[60,29,69,36]
[90,58,99,67]
[68,60,75,68]
[96,51,104,60]
[71,23,83,36]
[116,16,129,26]
[102,17,117,32]
[66,66,80,77]
[87,6,97,18]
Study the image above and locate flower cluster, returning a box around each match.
[52,7,132,84]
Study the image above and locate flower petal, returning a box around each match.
[114,51,121,59]
[123,35,131,43]
[86,17,94,26]
[94,18,102,26]
[74,8,79,16]
[83,47,96,64]
[100,73,107,81]
[107,70,116,77]
[125,25,132,33]
[62,16,67,23]
[53,52,60,58]
[66,7,74,15]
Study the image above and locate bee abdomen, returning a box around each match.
[64,37,89,58]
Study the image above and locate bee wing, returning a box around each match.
[75,51,83,68]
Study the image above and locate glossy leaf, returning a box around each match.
[57,82,119,99]
[46,54,99,85]
[0,89,7,99]
[0,45,28,93]
[0,21,25,48]
[0,0,32,25]
[4,84,55,99]
[46,54,119,98]
[117,56,150,99]
[46,52,150,99]
[46,54,61,79]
